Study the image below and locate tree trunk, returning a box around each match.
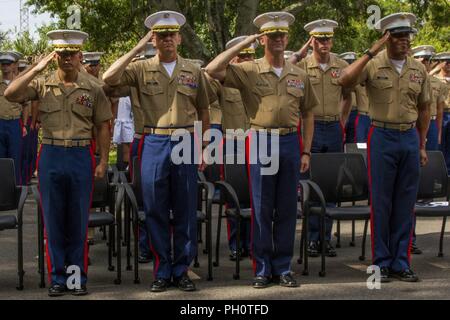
[234,0,259,37]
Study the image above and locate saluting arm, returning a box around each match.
[289,36,313,65]
[205,34,262,82]
[338,32,391,88]
[5,52,56,103]
[103,31,153,86]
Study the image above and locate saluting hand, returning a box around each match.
[369,31,391,57]
[136,30,153,52]
[34,52,56,73]
[297,36,313,60]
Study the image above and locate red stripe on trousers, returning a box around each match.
[245,132,257,275]
[354,114,360,143]
[367,126,376,264]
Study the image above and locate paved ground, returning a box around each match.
[1,186,450,300]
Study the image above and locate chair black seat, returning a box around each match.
[310,205,370,220]
[89,212,115,228]
[0,215,17,231]
[225,208,252,219]
[415,205,450,217]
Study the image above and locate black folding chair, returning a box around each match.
[214,154,252,280]
[301,153,371,277]
[415,151,450,257]
[0,159,27,290]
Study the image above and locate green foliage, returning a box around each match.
[20,0,449,63]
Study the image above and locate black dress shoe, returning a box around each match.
[138,254,153,264]
[48,284,66,297]
[380,267,392,283]
[252,276,271,289]
[391,269,419,282]
[307,241,320,257]
[411,243,422,255]
[325,241,337,257]
[71,285,88,296]
[173,274,196,292]
[151,278,170,292]
[274,274,299,288]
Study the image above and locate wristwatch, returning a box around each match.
[364,49,375,60]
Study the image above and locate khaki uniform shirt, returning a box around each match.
[224,57,318,128]
[0,78,23,120]
[130,87,144,134]
[23,70,112,140]
[118,55,210,128]
[436,75,449,111]
[298,54,349,118]
[355,84,369,114]
[430,76,446,116]
[210,79,249,130]
[359,50,431,123]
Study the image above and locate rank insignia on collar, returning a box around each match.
[331,69,341,78]
[287,79,304,90]
[76,93,93,108]
[178,74,198,89]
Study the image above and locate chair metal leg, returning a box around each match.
[234,216,241,280]
[133,212,140,284]
[336,220,341,248]
[115,210,122,285]
[319,214,326,277]
[102,225,107,240]
[438,216,447,258]
[38,208,45,288]
[214,204,223,267]
[108,225,114,271]
[125,198,132,271]
[359,219,369,261]
[198,222,203,244]
[17,224,24,290]
[302,206,309,276]
[298,218,305,264]
[350,220,356,247]
[206,210,213,281]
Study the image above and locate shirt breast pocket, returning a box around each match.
[370,80,393,104]
[39,102,61,128]
[406,82,421,106]
[223,91,244,116]
[252,86,274,111]
[72,103,93,132]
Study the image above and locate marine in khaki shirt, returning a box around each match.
[114,55,210,131]
[206,12,316,288]
[0,78,23,120]
[298,54,350,119]
[357,49,430,124]
[20,70,112,141]
[224,57,318,129]
[338,13,430,281]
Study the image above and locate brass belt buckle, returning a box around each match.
[399,124,409,131]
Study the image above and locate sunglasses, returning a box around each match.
[315,37,332,43]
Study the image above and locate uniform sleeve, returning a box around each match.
[297,60,307,70]
[418,73,431,106]
[195,69,211,111]
[301,74,319,113]
[25,78,43,101]
[358,64,370,86]
[118,61,140,87]
[224,63,249,90]
[202,71,218,106]
[93,86,113,125]
[438,81,447,104]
